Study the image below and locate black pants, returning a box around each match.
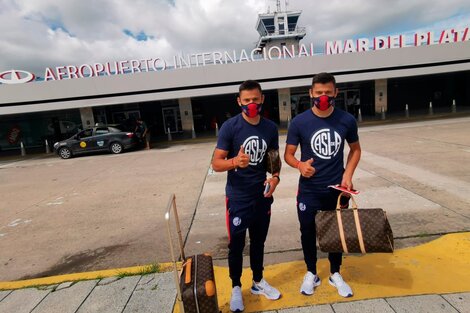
[297,190,348,275]
[226,196,273,287]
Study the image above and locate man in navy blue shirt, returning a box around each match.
[212,80,281,312]
[284,72,361,298]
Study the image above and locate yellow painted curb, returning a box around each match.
[174,232,470,313]
[3,233,470,313]
[0,262,175,291]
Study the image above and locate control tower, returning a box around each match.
[255,0,306,56]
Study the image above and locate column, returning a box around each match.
[178,98,194,138]
[375,79,388,114]
[79,107,95,128]
[277,88,292,128]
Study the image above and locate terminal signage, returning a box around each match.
[1,27,468,85]
[0,70,35,85]
[325,28,469,54]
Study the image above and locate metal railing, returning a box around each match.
[261,26,306,37]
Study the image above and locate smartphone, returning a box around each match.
[328,184,360,195]
[264,183,271,195]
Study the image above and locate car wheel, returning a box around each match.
[110,142,123,154]
[59,147,72,159]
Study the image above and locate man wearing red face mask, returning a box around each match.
[284,72,361,298]
[212,80,281,312]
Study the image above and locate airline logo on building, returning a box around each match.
[0,70,35,84]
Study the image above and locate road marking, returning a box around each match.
[46,201,63,206]
[6,219,32,228]
[7,219,22,227]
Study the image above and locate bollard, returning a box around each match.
[452,99,456,113]
[357,108,363,123]
[215,123,219,137]
[405,104,410,118]
[381,107,386,120]
[191,125,196,139]
[45,139,51,154]
[429,101,433,115]
[20,141,26,156]
[167,128,172,141]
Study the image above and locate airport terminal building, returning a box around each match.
[1,8,469,151]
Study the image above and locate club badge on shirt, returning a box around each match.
[310,128,342,160]
[242,136,267,166]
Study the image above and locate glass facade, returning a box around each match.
[1,71,469,153]
[0,109,81,152]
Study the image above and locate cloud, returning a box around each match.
[0,0,468,76]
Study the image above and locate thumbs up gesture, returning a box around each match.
[235,145,250,169]
[298,158,315,178]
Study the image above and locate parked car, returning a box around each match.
[53,126,139,159]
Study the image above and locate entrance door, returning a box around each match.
[95,109,108,126]
[345,89,360,117]
[162,107,182,134]
[336,91,347,111]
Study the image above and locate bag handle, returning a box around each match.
[336,192,358,210]
[165,194,186,313]
[335,192,366,253]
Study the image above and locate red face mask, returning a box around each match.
[312,95,335,111]
[241,102,262,118]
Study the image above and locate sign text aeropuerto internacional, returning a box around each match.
[23,27,470,82]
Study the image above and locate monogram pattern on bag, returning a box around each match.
[316,208,394,253]
[358,209,394,252]
[181,255,198,313]
[316,212,343,252]
[195,255,219,313]
[181,255,219,313]
[342,210,362,252]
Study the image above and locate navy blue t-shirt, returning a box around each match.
[286,108,359,196]
[216,114,279,201]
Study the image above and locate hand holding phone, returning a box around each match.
[264,183,271,195]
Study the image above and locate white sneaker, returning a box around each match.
[329,272,353,298]
[251,278,281,300]
[230,286,244,312]
[300,271,321,295]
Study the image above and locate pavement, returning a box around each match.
[1,115,470,312]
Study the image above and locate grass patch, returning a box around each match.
[116,263,161,278]
[18,283,57,291]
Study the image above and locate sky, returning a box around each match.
[0,0,469,77]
